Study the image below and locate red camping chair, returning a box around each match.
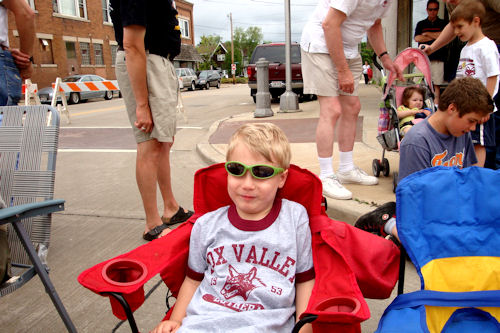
[78,164,400,333]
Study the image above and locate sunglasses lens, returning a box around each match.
[251,165,275,179]
[226,162,246,176]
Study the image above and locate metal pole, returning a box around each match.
[279,0,300,113]
[230,13,235,85]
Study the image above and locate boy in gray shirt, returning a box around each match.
[151,123,314,333]
[356,77,494,240]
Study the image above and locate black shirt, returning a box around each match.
[414,17,448,61]
[110,0,180,60]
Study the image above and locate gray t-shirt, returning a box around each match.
[399,118,477,182]
[179,199,314,333]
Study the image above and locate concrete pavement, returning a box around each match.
[197,83,400,223]
[0,84,418,333]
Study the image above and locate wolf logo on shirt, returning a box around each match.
[220,265,266,301]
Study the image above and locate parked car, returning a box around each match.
[195,70,221,90]
[37,74,117,104]
[247,43,315,103]
[176,67,197,91]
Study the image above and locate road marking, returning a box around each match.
[177,126,203,129]
[59,149,137,153]
[71,105,124,117]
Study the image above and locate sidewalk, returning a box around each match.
[197,83,399,224]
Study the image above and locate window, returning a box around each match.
[80,42,90,65]
[39,39,54,64]
[110,44,118,65]
[93,43,104,65]
[102,0,111,23]
[65,41,76,59]
[179,18,190,39]
[53,0,87,19]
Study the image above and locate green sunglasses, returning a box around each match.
[225,161,284,179]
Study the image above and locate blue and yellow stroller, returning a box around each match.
[376,166,500,332]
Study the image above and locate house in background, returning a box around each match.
[6,0,201,89]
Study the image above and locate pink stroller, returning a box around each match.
[372,48,436,191]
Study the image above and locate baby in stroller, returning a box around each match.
[397,86,432,136]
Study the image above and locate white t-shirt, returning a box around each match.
[362,64,371,74]
[0,3,9,48]
[300,0,393,59]
[179,199,314,332]
[456,36,499,98]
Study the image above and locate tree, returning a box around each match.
[196,34,222,70]
[230,26,263,74]
[360,42,375,65]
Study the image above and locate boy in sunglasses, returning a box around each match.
[151,123,314,333]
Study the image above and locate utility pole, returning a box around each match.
[229,12,235,84]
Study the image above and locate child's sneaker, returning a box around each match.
[321,175,352,200]
[354,201,396,236]
[337,166,379,185]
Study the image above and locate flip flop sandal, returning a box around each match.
[142,224,170,241]
[161,206,194,226]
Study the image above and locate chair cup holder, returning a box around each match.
[314,296,361,314]
[102,259,148,319]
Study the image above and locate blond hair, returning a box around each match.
[226,123,291,169]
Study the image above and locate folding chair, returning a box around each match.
[0,105,76,332]
[79,163,401,332]
[376,166,500,332]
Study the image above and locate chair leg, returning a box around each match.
[397,247,407,295]
[11,220,77,333]
[107,292,139,333]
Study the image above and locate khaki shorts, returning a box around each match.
[115,51,178,143]
[430,60,445,85]
[301,50,362,97]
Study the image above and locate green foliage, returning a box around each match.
[197,26,263,74]
[221,77,248,84]
[360,42,375,65]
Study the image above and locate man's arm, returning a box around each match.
[2,0,34,79]
[122,25,153,133]
[422,23,455,55]
[295,279,314,333]
[322,8,352,93]
[367,19,404,81]
[150,276,201,333]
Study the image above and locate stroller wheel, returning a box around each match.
[382,158,390,177]
[372,159,381,177]
[393,172,398,193]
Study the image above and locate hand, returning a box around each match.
[422,109,431,116]
[150,320,181,333]
[9,49,31,69]
[134,104,153,133]
[420,44,432,55]
[381,57,404,82]
[338,69,354,94]
[478,114,490,124]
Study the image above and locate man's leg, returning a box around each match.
[316,96,352,200]
[335,95,378,185]
[136,139,164,234]
[157,141,180,219]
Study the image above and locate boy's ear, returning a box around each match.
[473,16,481,26]
[446,103,457,114]
[278,169,289,189]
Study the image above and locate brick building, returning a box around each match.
[6,0,201,89]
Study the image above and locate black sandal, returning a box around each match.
[142,224,170,241]
[161,206,194,226]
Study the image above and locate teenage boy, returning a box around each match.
[355,77,494,240]
[451,0,499,167]
[151,123,314,333]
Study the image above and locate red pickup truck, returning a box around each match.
[247,43,314,103]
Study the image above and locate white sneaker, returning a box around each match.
[337,166,379,185]
[321,175,352,200]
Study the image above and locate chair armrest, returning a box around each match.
[0,199,65,225]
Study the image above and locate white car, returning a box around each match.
[176,68,197,91]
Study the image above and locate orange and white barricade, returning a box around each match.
[22,79,41,106]
[51,78,120,124]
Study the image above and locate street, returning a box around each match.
[0,84,418,332]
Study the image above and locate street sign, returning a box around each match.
[231,63,236,71]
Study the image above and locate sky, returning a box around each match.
[188,0,430,47]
